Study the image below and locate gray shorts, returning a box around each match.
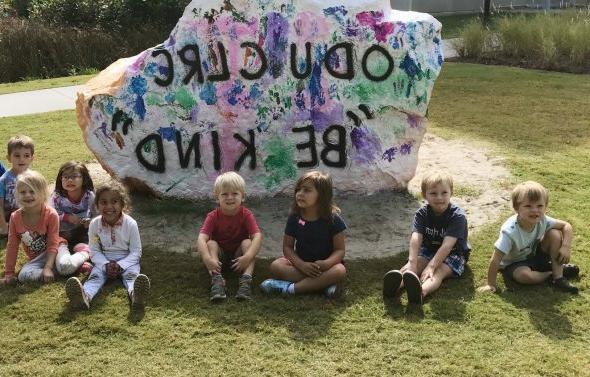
[502,251,551,280]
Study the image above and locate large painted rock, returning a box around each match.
[76,0,443,198]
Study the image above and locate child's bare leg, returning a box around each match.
[238,239,256,275]
[294,263,346,293]
[540,229,564,278]
[421,264,454,297]
[512,266,551,284]
[399,257,429,289]
[205,240,221,276]
[270,258,306,282]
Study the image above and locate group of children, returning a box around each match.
[0,135,150,312]
[0,134,581,313]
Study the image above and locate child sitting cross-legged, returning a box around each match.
[197,172,262,301]
[260,170,347,298]
[478,181,579,294]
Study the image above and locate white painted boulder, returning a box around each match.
[76,0,443,198]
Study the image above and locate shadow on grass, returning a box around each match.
[382,263,475,322]
[499,277,579,339]
[58,280,144,324]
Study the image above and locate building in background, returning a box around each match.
[391,0,587,14]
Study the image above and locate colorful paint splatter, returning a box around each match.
[79,0,443,198]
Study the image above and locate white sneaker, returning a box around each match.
[66,277,90,310]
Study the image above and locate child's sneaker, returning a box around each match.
[77,262,93,275]
[260,279,291,295]
[210,274,227,302]
[131,274,151,310]
[562,264,580,279]
[235,275,253,301]
[383,269,403,298]
[402,271,423,305]
[66,277,90,310]
[324,282,343,299]
[552,277,579,294]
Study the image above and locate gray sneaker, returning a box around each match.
[131,274,151,311]
[210,274,227,302]
[66,277,90,310]
[235,276,253,301]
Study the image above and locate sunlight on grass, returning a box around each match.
[0,74,95,95]
[0,64,589,375]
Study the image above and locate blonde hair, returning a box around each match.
[94,180,131,213]
[421,171,454,197]
[213,172,246,197]
[291,170,340,221]
[15,170,48,207]
[7,135,35,156]
[511,181,548,210]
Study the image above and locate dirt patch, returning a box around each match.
[86,132,511,260]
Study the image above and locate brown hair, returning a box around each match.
[54,161,94,197]
[94,180,131,214]
[7,135,35,156]
[290,170,340,221]
[511,181,549,210]
[421,171,454,197]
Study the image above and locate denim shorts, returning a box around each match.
[419,247,466,277]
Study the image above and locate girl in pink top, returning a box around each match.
[1,170,67,285]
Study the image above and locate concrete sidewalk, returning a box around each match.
[0,85,83,118]
[0,39,459,118]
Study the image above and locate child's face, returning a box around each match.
[295,180,319,210]
[423,182,452,215]
[217,187,244,215]
[516,198,546,227]
[8,147,34,175]
[61,168,84,194]
[17,185,43,211]
[97,190,123,225]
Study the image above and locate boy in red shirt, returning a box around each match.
[197,172,262,301]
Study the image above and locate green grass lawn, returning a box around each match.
[0,74,95,95]
[0,63,589,376]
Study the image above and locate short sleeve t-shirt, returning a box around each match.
[200,206,260,252]
[0,170,18,216]
[412,203,471,259]
[284,213,347,262]
[494,214,555,267]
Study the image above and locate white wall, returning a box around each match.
[390,0,584,14]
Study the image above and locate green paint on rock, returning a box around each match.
[263,137,297,189]
[176,87,196,110]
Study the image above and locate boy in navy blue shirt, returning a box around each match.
[383,171,470,305]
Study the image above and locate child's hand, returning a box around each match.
[81,218,91,228]
[68,215,81,225]
[477,284,497,293]
[557,246,570,264]
[231,255,252,273]
[42,268,55,283]
[421,265,435,282]
[297,261,322,278]
[315,260,329,271]
[105,261,122,279]
[203,257,222,274]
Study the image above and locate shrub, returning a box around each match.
[28,0,189,31]
[0,17,169,82]
[458,10,590,73]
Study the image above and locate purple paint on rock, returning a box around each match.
[350,126,382,164]
[264,12,289,78]
[400,141,413,155]
[310,103,344,132]
[407,114,422,129]
[382,146,398,162]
